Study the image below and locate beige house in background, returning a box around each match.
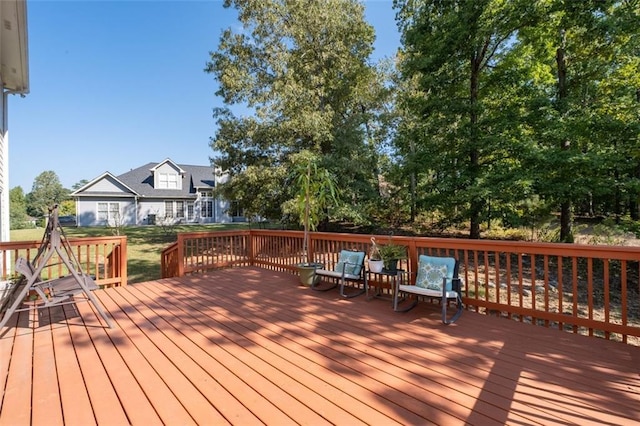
[0,0,29,242]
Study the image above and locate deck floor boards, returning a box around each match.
[1,266,639,425]
[125,284,333,426]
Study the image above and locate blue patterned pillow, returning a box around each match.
[335,250,365,276]
[415,255,456,291]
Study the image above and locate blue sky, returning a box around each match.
[9,0,399,191]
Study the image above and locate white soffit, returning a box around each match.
[0,0,29,94]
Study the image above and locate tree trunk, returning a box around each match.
[556,31,572,242]
[470,200,482,240]
[630,199,639,221]
[469,48,482,240]
[560,201,572,242]
[632,89,640,220]
[410,138,417,222]
[614,169,621,223]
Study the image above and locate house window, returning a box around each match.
[97,202,120,224]
[168,173,178,189]
[165,201,174,218]
[110,203,120,221]
[186,202,194,220]
[176,201,184,218]
[202,200,213,218]
[231,201,244,218]
[159,172,179,189]
[200,190,213,198]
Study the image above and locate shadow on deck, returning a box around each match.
[1,267,639,425]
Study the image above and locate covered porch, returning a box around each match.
[1,267,638,425]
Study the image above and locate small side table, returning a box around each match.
[366,269,405,303]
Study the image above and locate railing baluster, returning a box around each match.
[604,258,610,340]
[621,262,628,344]
[531,253,537,321]
[588,258,594,337]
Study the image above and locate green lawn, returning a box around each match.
[10,223,262,284]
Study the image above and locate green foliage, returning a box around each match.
[25,171,69,218]
[285,150,339,231]
[619,217,640,239]
[483,227,530,242]
[395,0,546,238]
[215,165,287,222]
[585,222,628,246]
[206,0,387,228]
[72,179,88,191]
[572,218,638,246]
[393,0,639,240]
[283,150,339,261]
[9,187,32,230]
[58,200,75,216]
[534,224,561,243]
[377,243,407,262]
[199,0,640,237]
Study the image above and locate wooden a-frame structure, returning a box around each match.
[0,205,113,329]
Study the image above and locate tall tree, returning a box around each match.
[9,186,30,230]
[588,0,640,221]
[206,0,386,226]
[520,0,639,240]
[395,0,542,238]
[396,0,638,240]
[26,171,68,218]
[72,179,88,191]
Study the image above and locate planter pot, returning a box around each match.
[296,262,323,286]
[368,259,384,273]
[383,259,400,274]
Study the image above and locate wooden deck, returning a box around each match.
[1,267,639,425]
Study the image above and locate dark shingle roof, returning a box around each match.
[116,162,216,198]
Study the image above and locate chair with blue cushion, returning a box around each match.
[312,249,367,298]
[393,254,463,324]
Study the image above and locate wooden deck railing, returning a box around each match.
[162,229,640,345]
[0,236,128,288]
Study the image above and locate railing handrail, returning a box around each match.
[0,235,128,287]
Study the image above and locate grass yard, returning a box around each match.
[10,223,260,284]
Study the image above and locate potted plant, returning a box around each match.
[287,150,339,285]
[368,237,384,273]
[378,242,407,273]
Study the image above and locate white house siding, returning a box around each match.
[1,0,30,245]
[213,169,233,223]
[76,196,137,227]
[85,175,132,193]
[138,200,169,225]
[0,94,8,243]
[137,198,232,225]
[152,161,184,191]
[215,198,232,223]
